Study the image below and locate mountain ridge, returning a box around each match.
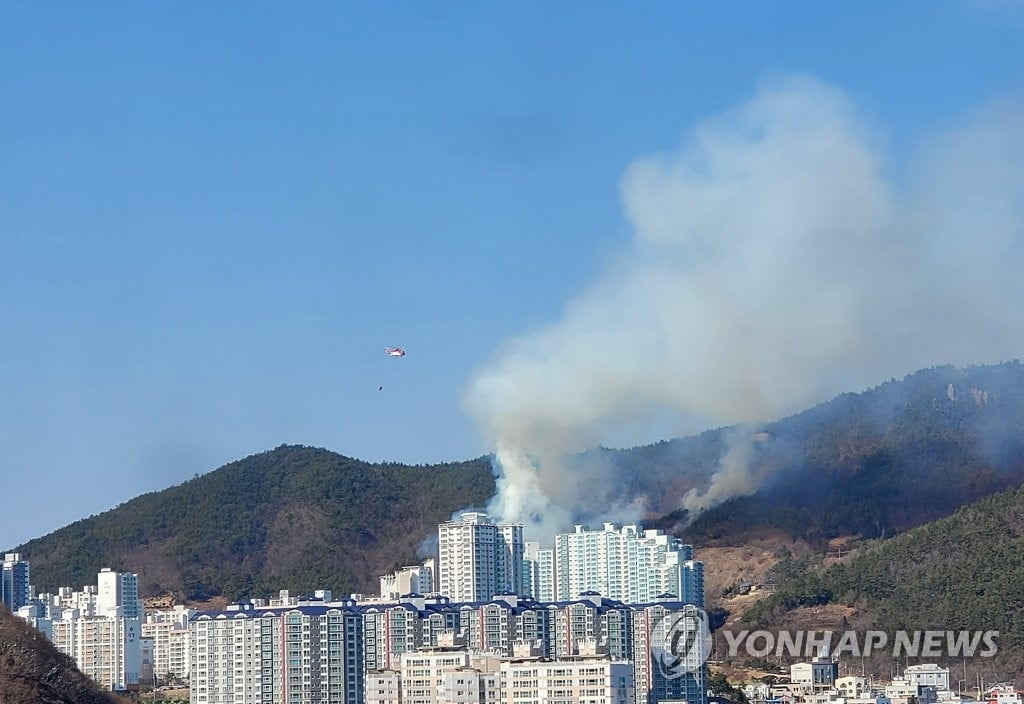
[14,446,495,600]
[668,361,1024,544]
[11,361,1024,605]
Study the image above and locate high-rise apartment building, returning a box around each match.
[680,559,704,606]
[189,609,262,703]
[189,605,364,704]
[631,603,707,704]
[142,606,193,681]
[495,523,525,597]
[16,567,145,692]
[2,552,31,611]
[523,542,555,601]
[438,513,524,602]
[97,568,143,619]
[49,610,143,691]
[535,523,704,606]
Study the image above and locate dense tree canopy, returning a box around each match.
[13,446,495,600]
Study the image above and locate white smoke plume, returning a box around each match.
[681,427,759,515]
[464,75,1024,537]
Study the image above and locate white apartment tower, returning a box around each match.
[50,609,143,691]
[189,605,364,704]
[97,568,143,619]
[546,523,704,605]
[523,542,555,601]
[142,607,193,681]
[438,512,524,602]
[190,611,262,703]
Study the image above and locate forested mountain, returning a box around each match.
[742,485,1024,660]
[13,447,494,600]
[0,607,126,704]
[9,362,1024,604]
[658,362,1024,545]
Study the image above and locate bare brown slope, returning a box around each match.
[0,607,126,704]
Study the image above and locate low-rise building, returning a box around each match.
[886,677,918,703]
[905,665,950,691]
[986,685,1022,704]
[791,655,838,693]
[366,634,633,704]
[365,669,402,704]
[501,654,634,704]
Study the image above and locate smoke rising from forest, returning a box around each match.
[464,75,1024,538]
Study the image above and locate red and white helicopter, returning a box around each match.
[384,347,406,358]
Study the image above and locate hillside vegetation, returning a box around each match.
[665,362,1024,546]
[743,485,1024,648]
[13,446,494,600]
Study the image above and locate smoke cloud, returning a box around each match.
[681,427,760,515]
[464,75,1024,537]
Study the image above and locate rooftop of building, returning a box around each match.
[189,592,698,622]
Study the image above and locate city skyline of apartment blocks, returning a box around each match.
[439,513,704,607]
[16,566,146,692]
[361,594,700,703]
[190,593,703,704]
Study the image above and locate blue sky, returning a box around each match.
[2,1,1022,547]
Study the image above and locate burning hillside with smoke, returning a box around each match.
[464,75,1024,539]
